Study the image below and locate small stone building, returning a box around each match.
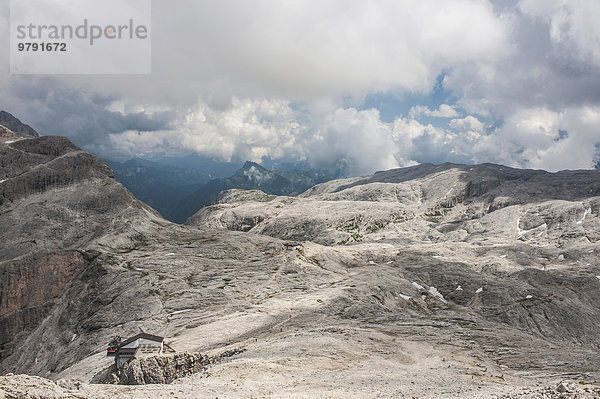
[107,332,164,369]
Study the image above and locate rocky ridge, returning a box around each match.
[0,111,39,139]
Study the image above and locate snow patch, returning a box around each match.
[525,295,533,299]
[558,254,564,261]
[455,285,463,291]
[4,140,15,144]
[398,294,411,301]
[499,254,507,258]
[518,222,547,238]
[576,207,592,224]
[516,209,529,236]
[243,166,273,186]
[428,286,447,303]
[412,282,424,290]
[517,208,548,239]
[70,333,77,342]
[596,276,600,281]
[0,179,6,184]
[170,309,192,315]
[165,252,175,256]
[443,184,457,198]
[368,260,376,265]
[475,287,483,294]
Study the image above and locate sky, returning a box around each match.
[1,0,600,176]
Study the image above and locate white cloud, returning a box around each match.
[175,98,302,163]
[510,106,600,171]
[98,98,300,161]
[520,0,600,66]
[138,0,508,103]
[449,115,485,133]
[106,104,403,176]
[410,104,459,118]
[307,108,399,176]
[447,106,600,171]
[243,166,274,185]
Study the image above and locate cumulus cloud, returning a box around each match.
[177,98,302,163]
[102,97,301,161]
[243,166,274,185]
[449,115,485,133]
[410,104,459,118]
[519,0,600,67]
[0,77,173,147]
[498,106,600,171]
[306,108,400,176]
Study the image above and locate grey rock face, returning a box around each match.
[103,352,209,385]
[189,164,600,248]
[0,251,92,364]
[0,111,39,138]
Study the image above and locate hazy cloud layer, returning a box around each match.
[1,0,600,174]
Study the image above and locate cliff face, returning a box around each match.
[0,135,168,376]
[0,251,91,363]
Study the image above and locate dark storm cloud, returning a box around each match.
[1,77,175,148]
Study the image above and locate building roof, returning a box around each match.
[119,332,164,348]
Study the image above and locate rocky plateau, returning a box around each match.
[0,126,599,398]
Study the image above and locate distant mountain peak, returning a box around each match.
[235,161,273,183]
[241,161,267,171]
[0,111,40,138]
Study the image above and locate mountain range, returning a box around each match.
[107,156,334,224]
[164,161,334,223]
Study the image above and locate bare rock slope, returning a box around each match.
[187,163,600,385]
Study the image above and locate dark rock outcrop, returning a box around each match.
[0,111,39,138]
[103,353,210,385]
[0,251,90,362]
